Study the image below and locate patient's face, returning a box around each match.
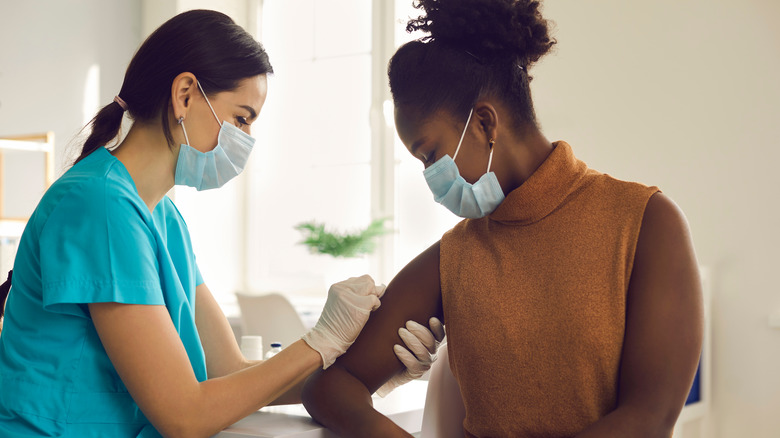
[394,106,491,185]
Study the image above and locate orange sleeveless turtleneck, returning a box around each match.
[440,141,659,437]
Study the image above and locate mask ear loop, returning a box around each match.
[196,81,223,126]
[178,116,190,146]
[452,108,474,162]
[486,139,495,172]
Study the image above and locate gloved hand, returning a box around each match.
[302,275,385,369]
[376,317,445,397]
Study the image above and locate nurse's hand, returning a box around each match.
[376,317,445,397]
[303,275,385,369]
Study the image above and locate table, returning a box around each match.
[216,380,428,437]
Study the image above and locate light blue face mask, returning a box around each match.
[174,81,256,191]
[422,108,505,219]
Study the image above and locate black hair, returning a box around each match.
[388,0,555,127]
[74,9,273,164]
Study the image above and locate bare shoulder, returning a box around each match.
[633,192,699,281]
[333,240,443,392]
[632,191,700,294]
[641,191,691,237]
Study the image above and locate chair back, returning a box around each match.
[235,292,307,353]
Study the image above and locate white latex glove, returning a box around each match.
[302,275,385,369]
[376,317,445,397]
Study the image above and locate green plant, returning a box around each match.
[295,218,391,258]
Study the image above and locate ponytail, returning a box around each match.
[73,100,125,165]
[0,270,11,322]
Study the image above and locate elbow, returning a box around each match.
[154,418,201,438]
[656,407,684,437]
[630,404,684,438]
[157,420,220,438]
[151,405,222,438]
[301,370,325,420]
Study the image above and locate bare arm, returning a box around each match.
[194,282,247,378]
[192,282,306,405]
[301,241,443,438]
[576,192,703,437]
[89,300,321,438]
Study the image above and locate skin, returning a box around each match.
[301,99,703,437]
[112,73,266,212]
[90,73,324,438]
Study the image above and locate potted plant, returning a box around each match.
[295,218,391,286]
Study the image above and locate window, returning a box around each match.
[242,0,459,303]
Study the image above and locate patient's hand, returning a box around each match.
[376,317,445,397]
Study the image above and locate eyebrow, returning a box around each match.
[238,105,258,120]
[410,138,427,154]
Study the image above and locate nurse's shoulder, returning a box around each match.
[34,147,149,233]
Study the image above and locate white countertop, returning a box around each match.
[215,380,428,438]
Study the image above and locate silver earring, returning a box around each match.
[177,116,184,125]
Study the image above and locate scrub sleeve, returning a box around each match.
[39,174,165,316]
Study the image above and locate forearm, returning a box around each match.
[172,340,321,437]
[231,358,305,405]
[575,405,674,438]
[302,366,411,438]
[268,376,307,405]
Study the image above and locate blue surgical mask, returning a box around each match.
[422,108,505,218]
[174,81,255,191]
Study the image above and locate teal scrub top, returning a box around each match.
[0,147,207,437]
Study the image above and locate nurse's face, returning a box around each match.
[394,105,489,185]
[183,74,268,153]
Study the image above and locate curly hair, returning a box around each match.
[389,0,556,126]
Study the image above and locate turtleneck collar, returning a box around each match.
[489,141,588,225]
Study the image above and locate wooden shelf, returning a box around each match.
[0,132,55,222]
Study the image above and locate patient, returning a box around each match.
[302,1,703,437]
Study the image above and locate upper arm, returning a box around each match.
[40,182,162,316]
[89,302,201,436]
[618,192,703,427]
[332,241,444,393]
[194,283,247,378]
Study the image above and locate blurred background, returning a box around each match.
[0,1,778,436]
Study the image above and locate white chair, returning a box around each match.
[420,344,466,438]
[235,292,307,354]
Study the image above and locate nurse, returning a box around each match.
[0,10,439,438]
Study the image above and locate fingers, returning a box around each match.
[399,327,433,362]
[329,275,385,306]
[429,317,446,342]
[405,320,437,353]
[376,370,412,398]
[375,283,387,299]
[393,344,427,376]
[331,275,377,296]
[368,293,381,311]
[328,277,383,312]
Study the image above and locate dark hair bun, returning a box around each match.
[407,0,556,67]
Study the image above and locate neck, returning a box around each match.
[493,124,554,196]
[111,122,178,212]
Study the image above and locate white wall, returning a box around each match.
[532,1,780,436]
[0,0,142,177]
